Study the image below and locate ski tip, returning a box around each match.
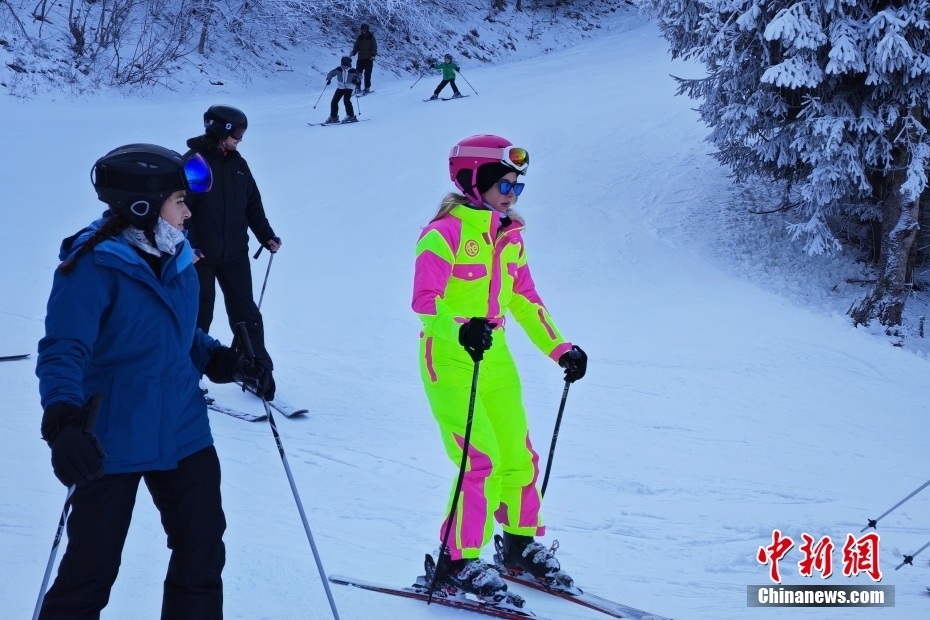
[0,353,31,361]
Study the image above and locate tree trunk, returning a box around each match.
[850,136,922,326]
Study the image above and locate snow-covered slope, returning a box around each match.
[2,20,928,620]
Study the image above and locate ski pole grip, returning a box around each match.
[253,246,263,259]
[84,392,104,434]
[234,322,256,361]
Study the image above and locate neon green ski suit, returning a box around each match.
[412,204,572,560]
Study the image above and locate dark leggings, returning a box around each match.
[38,447,226,620]
[330,88,355,117]
[434,79,460,95]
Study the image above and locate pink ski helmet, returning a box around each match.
[449,135,529,205]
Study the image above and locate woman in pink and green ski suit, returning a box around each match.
[412,135,587,603]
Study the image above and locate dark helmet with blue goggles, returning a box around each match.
[92,143,213,229]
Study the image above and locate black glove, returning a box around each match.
[204,345,239,384]
[558,345,587,383]
[234,355,276,402]
[459,318,494,363]
[326,79,331,86]
[41,402,106,488]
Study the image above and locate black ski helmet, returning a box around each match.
[91,144,213,229]
[204,104,248,140]
[341,56,352,67]
[360,23,369,31]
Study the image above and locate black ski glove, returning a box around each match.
[253,357,276,402]
[204,345,239,384]
[558,345,587,383]
[42,402,106,488]
[459,318,494,363]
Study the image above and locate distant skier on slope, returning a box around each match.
[325,57,362,123]
[411,135,588,603]
[185,104,280,399]
[350,23,377,95]
[35,144,272,619]
[428,54,463,100]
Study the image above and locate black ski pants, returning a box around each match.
[39,446,226,620]
[330,88,355,117]
[355,58,373,90]
[434,79,460,96]
[196,256,272,365]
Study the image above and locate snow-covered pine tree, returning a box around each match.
[645,0,930,327]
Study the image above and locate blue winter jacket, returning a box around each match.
[36,215,221,474]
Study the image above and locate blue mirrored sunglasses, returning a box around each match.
[183,153,213,193]
[498,180,525,196]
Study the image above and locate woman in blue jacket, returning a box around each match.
[35,144,273,620]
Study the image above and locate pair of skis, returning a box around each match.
[330,564,672,620]
[423,95,470,102]
[308,118,371,127]
[1,353,30,362]
[205,385,308,423]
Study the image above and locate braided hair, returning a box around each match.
[57,214,132,275]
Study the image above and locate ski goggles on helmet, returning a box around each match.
[449,145,530,173]
[226,124,246,140]
[498,180,525,196]
[183,152,213,193]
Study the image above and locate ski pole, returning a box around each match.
[861,478,930,532]
[540,347,582,498]
[313,82,330,109]
[428,355,482,605]
[410,74,425,89]
[33,392,103,620]
[457,70,478,95]
[355,90,362,116]
[234,323,341,620]
[895,539,930,570]
[256,252,274,311]
[540,380,570,499]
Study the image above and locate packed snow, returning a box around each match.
[2,18,929,620]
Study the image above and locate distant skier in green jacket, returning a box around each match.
[429,54,462,100]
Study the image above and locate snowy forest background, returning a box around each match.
[6,0,930,345]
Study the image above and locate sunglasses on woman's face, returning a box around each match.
[498,180,525,196]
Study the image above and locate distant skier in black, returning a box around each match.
[350,23,377,95]
[429,54,463,100]
[326,57,361,124]
[185,104,280,398]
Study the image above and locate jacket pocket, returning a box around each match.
[451,263,488,281]
[99,375,164,465]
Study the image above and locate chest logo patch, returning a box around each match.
[464,240,480,257]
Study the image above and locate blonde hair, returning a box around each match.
[430,192,524,225]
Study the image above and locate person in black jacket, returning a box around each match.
[350,23,377,94]
[185,105,280,391]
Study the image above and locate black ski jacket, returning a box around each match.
[184,136,276,264]
[351,32,378,60]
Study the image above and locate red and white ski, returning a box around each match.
[328,575,551,620]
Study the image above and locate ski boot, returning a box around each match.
[342,115,358,123]
[452,92,464,99]
[494,533,578,593]
[362,88,370,95]
[416,551,525,608]
[324,115,339,124]
[429,94,439,100]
